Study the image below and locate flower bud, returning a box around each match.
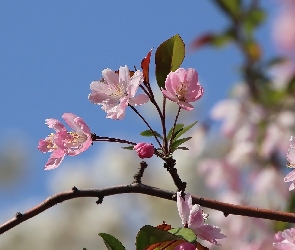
[134,143,154,159]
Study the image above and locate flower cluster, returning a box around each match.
[38,113,92,170]
[285,136,295,190]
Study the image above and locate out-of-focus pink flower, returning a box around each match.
[177,192,226,245]
[133,143,154,159]
[161,68,204,111]
[88,66,149,120]
[273,228,295,249]
[174,242,196,250]
[285,137,295,190]
[38,113,92,170]
[273,1,295,53]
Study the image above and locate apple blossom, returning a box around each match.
[88,65,149,120]
[177,192,226,245]
[161,68,204,111]
[273,228,295,249]
[38,113,92,170]
[133,143,154,159]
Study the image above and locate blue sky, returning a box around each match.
[0,1,278,223]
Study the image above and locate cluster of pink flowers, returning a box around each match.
[38,67,205,167]
[285,136,295,190]
[38,113,92,170]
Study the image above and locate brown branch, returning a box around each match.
[1,183,295,235]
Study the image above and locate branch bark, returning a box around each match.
[1,183,295,234]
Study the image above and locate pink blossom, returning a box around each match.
[133,143,154,159]
[273,228,295,249]
[161,68,204,111]
[177,192,226,245]
[88,66,149,120]
[38,113,92,170]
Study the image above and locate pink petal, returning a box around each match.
[105,97,129,120]
[118,66,130,90]
[165,72,178,97]
[44,154,65,170]
[45,118,66,132]
[162,89,178,102]
[62,113,79,130]
[129,94,149,106]
[177,192,192,225]
[185,68,199,83]
[178,101,194,111]
[284,170,295,183]
[193,224,226,245]
[287,147,295,166]
[128,70,143,97]
[38,139,51,153]
[74,117,91,135]
[188,204,204,229]
[102,68,119,87]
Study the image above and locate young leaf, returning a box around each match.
[98,233,126,250]
[173,121,197,142]
[167,124,184,141]
[141,49,152,83]
[121,146,134,150]
[168,228,196,243]
[140,130,163,139]
[155,34,185,89]
[213,0,241,19]
[171,137,192,152]
[136,225,184,250]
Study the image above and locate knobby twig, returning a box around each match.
[1,183,295,235]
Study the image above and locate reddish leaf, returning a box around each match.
[190,33,215,51]
[141,49,152,83]
[146,240,186,250]
[157,222,172,231]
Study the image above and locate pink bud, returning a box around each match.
[134,143,154,159]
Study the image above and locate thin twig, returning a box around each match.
[128,104,162,147]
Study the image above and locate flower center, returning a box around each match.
[66,132,88,148]
[46,133,58,150]
[176,82,188,101]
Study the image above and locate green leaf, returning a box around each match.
[168,228,196,243]
[167,124,184,141]
[244,8,266,36]
[136,225,184,250]
[155,34,185,88]
[121,146,134,150]
[140,130,163,139]
[173,121,197,142]
[171,137,192,152]
[98,233,126,250]
[213,0,241,19]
